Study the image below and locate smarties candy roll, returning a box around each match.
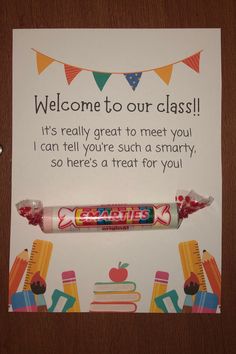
[16,191,213,234]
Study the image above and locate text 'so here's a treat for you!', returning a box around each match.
[16,191,213,234]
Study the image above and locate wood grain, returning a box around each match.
[0,1,236,353]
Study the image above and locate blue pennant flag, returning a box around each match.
[124,72,142,91]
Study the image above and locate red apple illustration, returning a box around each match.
[109,262,129,282]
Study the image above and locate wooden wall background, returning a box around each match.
[0,1,235,353]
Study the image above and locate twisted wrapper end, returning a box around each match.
[176,190,214,220]
[16,200,43,226]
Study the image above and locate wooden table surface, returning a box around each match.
[0,1,236,353]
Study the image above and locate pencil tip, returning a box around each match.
[24,248,28,251]
[203,249,206,252]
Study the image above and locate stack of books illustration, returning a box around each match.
[90,263,141,312]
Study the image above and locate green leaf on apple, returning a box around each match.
[119,262,129,268]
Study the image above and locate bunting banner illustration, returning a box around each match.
[154,65,173,85]
[64,64,82,85]
[92,72,112,91]
[36,52,55,75]
[33,49,202,91]
[124,73,142,91]
[182,52,200,73]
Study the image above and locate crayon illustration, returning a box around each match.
[155,290,181,313]
[202,250,221,305]
[192,291,218,313]
[30,271,47,312]
[179,240,207,291]
[23,239,53,290]
[48,289,75,312]
[12,290,38,312]
[62,271,80,312]
[9,249,29,304]
[150,271,169,313]
[182,272,200,313]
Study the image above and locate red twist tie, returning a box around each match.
[16,200,43,226]
[176,190,213,220]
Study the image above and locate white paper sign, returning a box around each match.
[9,29,221,313]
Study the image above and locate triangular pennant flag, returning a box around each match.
[36,52,55,74]
[154,64,173,85]
[124,72,142,91]
[64,64,81,85]
[92,72,111,91]
[182,52,201,73]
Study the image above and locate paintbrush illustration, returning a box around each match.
[182,272,200,313]
[30,271,47,312]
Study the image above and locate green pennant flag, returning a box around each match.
[92,72,111,91]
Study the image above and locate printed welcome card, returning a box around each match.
[10,29,221,313]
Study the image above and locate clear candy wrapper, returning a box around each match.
[16,191,213,234]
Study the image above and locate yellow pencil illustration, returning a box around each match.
[150,271,169,313]
[62,270,80,312]
[23,239,53,290]
[179,240,207,291]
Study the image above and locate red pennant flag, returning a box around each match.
[64,64,81,85]
[182,52,201,73]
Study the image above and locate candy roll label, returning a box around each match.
[58,206,154,229]
[45,203,178,232]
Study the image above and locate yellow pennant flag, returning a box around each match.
[154,64,173,85]
[36,52,55,74]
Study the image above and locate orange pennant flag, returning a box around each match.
[182,52,201,73]
[154,64,173,85]
[36,52,55,74]
[64,64,82,85]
